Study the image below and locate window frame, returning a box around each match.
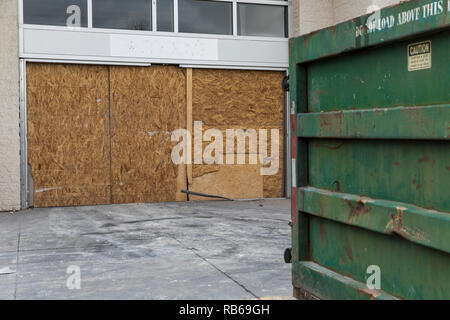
[91,0,153,31]
[20,0,289,39]
[236,2,289,37]
[178,0,234,36]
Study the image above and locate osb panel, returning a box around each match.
[26,63,109,91]
[27,86,109,119]
[176,161,187,202]
[34,186,111,208]
[263,173,284,198]
[27,115,110,171]
[191,69,285,199]
[193,125,283,158]
[193,69,284,198]
[110,65,186,204]
[192,69,284,128]
[27,63,110,208]
[32,169,110,189]
[190,123,284,199]
[190,165,264,200]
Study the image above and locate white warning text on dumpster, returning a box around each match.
[356,0,450,38]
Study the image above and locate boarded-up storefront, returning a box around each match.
[27,64,112,207]
[109,66,187,204]
[27,63,284,208]
[189,69,284,200]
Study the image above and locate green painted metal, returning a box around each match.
[298,187,450,253]
[306,31,449,112]
[293,0,450,63]
[308,139,450,212]
[290,0,450,300]
[293,261,399,300]
[297,105,450,140]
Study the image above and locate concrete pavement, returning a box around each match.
[0,199,292,300]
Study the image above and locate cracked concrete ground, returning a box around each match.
[0,199,292,300]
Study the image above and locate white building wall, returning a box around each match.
[291,0,404,37]
[333,0,403,24]
[294,0,334,36]
[0,0,21,211]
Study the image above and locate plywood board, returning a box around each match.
[189,165,264,201]
[191,69,285,199]
[110,65,186,204]
[192,69,284,127]
[26,64,282,207]
[26,63,111,208]
[186,68,193,186]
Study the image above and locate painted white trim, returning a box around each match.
[291,100,296,115]
[87,0,93,28]
[21,23,288,42]
[25,58,152,67]
[180,64,287,71]
[152,0,157,31]
[232,1,238,36]
[18,0,24,25]
[21,53,288,68]
[291,159,297,189]
[202,0,288,5]
[19,59,28,209]
[174,0,179,32]
[287,0,292,38]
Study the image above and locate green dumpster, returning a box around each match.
[289,0,450,300]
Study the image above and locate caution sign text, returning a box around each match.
[408,41,432,71]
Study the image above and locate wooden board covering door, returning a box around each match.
[26,63,283,208]
[109,65,186,204]
[27,63,186,208]
[189,69,285,200]
[27,63,111,207]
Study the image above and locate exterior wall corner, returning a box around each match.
[0,0,21,211]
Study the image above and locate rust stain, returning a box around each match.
[384,207,429,244]
[375,109,383,115]
[394,161,400,167]
[331,25,337,35]
[320,117,332,128]
[445,166,450,171]
[392,207,405,230]
[322,142,345,150]
[358,287,382,300]
[418,155,430,163]
[346,198,370,222]
[334,112,344,136]
[345,237,354,262]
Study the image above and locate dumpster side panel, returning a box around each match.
[309,217,450,300]
[290,0,450,300]
[307,32,450,112]
[309,139,450,212]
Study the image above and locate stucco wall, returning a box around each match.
[0,0,20,211]
[292,0,404,36]
[333,0,403,24]
[292,0,334,36]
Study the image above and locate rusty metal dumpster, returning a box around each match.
[289,0,450,300]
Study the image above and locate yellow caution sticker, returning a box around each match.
[408,40,432,72]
